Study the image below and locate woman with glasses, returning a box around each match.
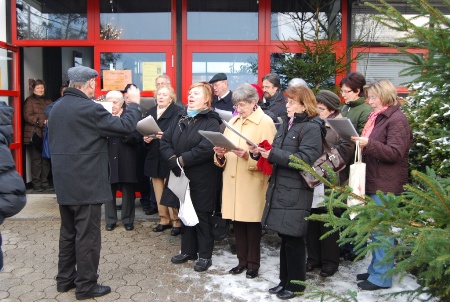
[160,82,221,272]
[249,85,324,300]
[340,72,372,135]
[213,83,276,279]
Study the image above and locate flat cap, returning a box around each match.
[122,83,137,93]
[67,66,98,83]
[316,90,341,111]
[209,73,227,84]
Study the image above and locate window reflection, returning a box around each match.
[100,0,171,40]
[100,53,166,91]
[16,0,87,40]
[192,53,258,91]
[188,0,258,40]
[271,0,341,41]
[0,49,14,90]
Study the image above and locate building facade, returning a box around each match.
[0,0,446,178]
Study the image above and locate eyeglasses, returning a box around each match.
[233,102,249,110]
[340,89,352,94]
[368,95,379,101]
[262,85,274,90]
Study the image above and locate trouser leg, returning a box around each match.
[152,178,171,225]
[233,221,248,267]
[320,221,340,270]
[105,184,118,225]
[120,183,136,225]
[181,225,198,256]
[196,211,214,259]
[306,211,322,266]
[57,205,78,286]
[280,233,306,292]
[29,144,42,188]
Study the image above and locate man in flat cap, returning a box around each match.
[209,73,234,112]
[48,66,142,300]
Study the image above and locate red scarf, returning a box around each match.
[361,107,388,138]
[256,140,272,175]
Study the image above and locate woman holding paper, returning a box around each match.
[213,83,276,279]
[160,82,221,272]
[143,85,183,235]
[249,85,324,300]
[350,79,412,291]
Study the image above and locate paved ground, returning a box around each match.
[0,193,277,302]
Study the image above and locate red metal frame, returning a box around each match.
[0,41,22,175]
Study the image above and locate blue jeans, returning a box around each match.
[367,193,394,288]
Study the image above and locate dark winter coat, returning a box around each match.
[0,103,26,225]
[265,90,287,118]
[144,103,184,178]
[262,112,324,237]
[48,88,141,205]
[107,107,141,184]
[23,94,52,143]
[212,91,234,112]
[160,109,221,212]
[362,104,412,195]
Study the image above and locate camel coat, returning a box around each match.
[217,107,276,222]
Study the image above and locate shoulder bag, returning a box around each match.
[347,140,366,219]
[299,135,347,188]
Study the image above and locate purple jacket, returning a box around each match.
[362,104,412,195]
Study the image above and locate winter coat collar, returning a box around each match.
[229,106,265,126]
[178,108,222,124]
[63,87,90,100]
[379,103,401,118]
[346,96,366,107]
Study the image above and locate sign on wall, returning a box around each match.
[103,70,132,91]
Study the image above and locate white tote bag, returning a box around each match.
[178,185,199,226]
[167,158,189,203]
[347,140,366,219]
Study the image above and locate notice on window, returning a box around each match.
[142,62,163,91]
[103,70,132,91]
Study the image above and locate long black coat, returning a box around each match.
[48,88,141,205]
[143,103,184,178]
[107,108,141,184]
[262,113,324,237]
[0,103,26,225]
[160,109,221,212]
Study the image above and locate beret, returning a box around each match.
[209,73,227,84]
[67,66,98,83]
[316,90,341,111]
[122,83,137,93]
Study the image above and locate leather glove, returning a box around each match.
[168,157,182,177]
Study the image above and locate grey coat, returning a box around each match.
[48,88,141,205]
[262,113,324,237]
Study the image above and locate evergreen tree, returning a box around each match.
[366,0,450,177]
[289,156,450,300]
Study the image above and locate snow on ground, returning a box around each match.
[176,233,436,302]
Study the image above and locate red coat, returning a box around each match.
[362,104,412,195]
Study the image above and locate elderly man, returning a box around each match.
[209,73,234,112]
[261,73,287,117]
[155,74,171,89]
[49,66,142,300]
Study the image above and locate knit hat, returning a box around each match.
[67,66,98,83]
[316,90,341,111]
[209,73,227,84]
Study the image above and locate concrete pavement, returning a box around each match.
[0,193,252,302]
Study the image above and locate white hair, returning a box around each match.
[105,90,124,104]
[288,78,308,87]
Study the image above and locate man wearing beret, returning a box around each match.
[48,66,142,300]
[209,73,234,112]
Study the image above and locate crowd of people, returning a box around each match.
[10,67,412,300]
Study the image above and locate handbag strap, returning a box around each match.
[33,117,40,131]
[354,140,362,163]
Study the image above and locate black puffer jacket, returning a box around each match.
[262,112,324,237]
[0,103,26,225]
[160,109,222,212]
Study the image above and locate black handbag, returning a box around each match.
[299,137,346,188]
[210,212,230,241]
[30,118,43,151]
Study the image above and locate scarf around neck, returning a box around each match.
[361,107,388,138]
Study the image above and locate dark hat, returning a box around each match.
[67,66,98,83]
[209,73,227,84]
[316,90,341,111]
[122,83,137,93]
